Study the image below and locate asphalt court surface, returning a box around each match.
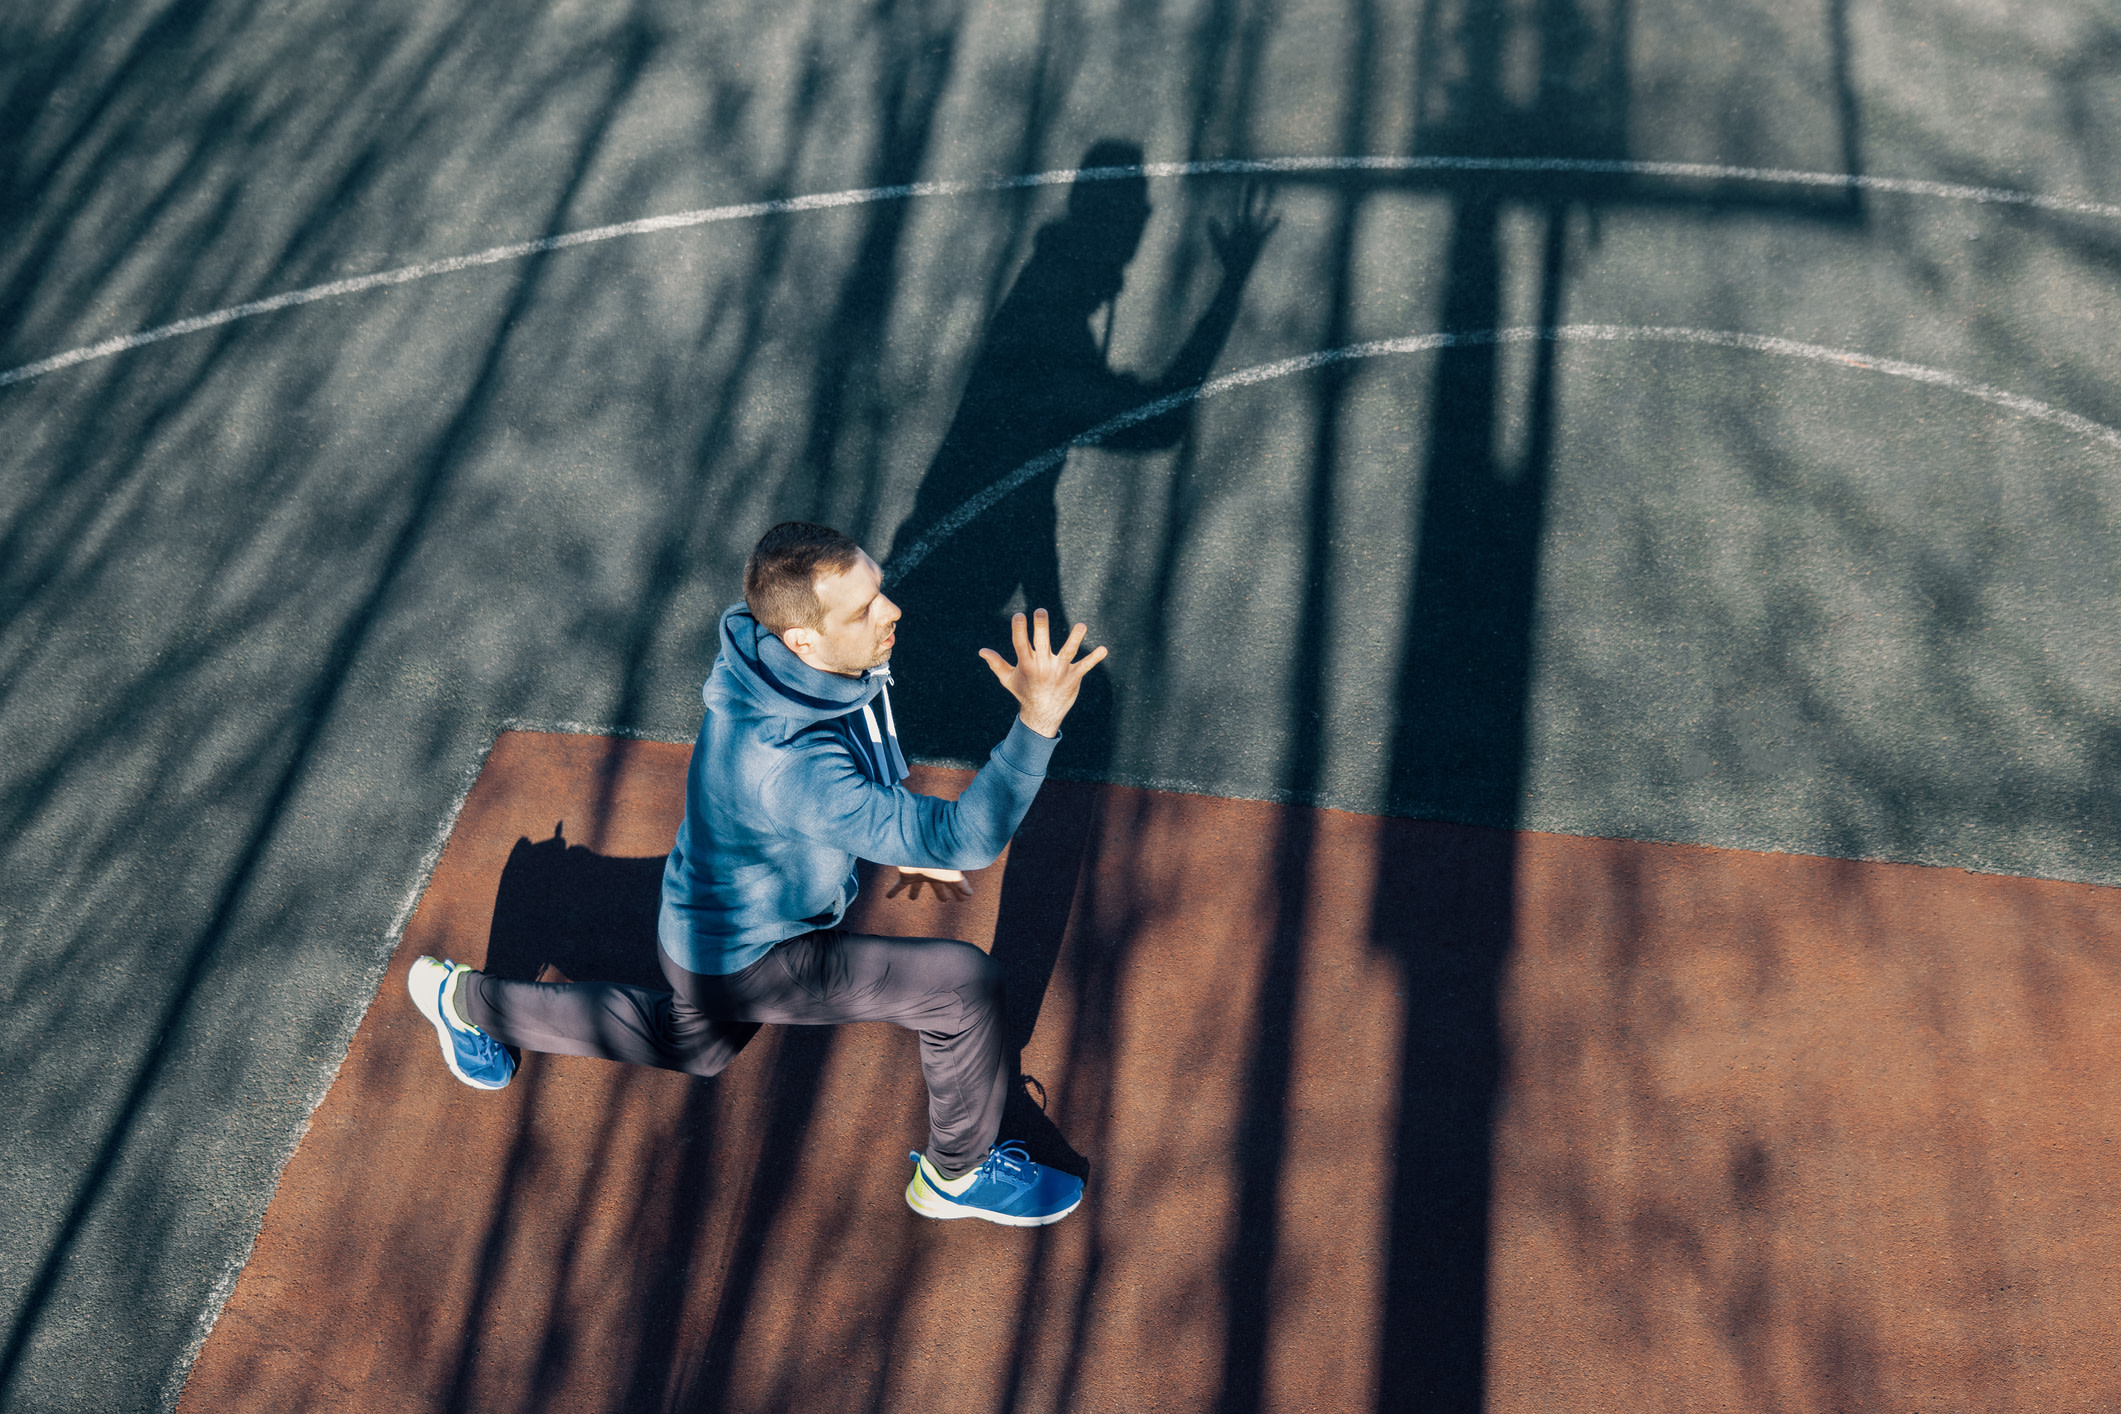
[4,0,2121,1409]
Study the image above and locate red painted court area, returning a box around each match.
[182,731,2121,1411]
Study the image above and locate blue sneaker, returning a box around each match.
[904,1142,1082,1226]
[406,956,514,1090]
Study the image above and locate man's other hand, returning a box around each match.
[887,866,975,902]
[979,608,1109,738]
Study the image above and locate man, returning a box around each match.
[406,521,1105,1226]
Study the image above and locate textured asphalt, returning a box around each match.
[2,0,2119,1409]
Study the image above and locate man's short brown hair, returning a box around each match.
[745,522,862,633]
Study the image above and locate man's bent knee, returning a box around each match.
[937,941,1004,1024]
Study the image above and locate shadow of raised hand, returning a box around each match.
[1209,179,1280,284]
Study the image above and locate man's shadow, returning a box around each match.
[885,139,1274,1178]
[886,138,1272,767]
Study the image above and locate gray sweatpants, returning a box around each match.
[460,929,1008,1177]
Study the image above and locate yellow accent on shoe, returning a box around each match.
[904,1154,977,1218]
[904,1164,950,1218]
[921,1155,980,1195]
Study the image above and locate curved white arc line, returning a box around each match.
[8,157,2121,391]
[880,324,2121,584]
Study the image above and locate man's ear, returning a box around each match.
[778,625,815,657]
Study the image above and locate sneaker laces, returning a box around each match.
[975,1142,1035,1193]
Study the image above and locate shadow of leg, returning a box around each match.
[987,774,1103,1180]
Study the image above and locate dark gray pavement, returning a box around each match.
[2,0,2119,1408]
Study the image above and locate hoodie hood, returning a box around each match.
[711,603,906,784]
[713,603,881,721]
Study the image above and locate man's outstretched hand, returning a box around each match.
[887,866,974,902]
[980,608,1108,738]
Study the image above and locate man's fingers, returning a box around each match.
[978,646,1013,684]
[1011,611,1032,661]
[1069,643,1110,680]
[1031,607,1052,656]
[1058,620,1090,661]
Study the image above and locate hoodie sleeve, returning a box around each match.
[761,718,1058,868]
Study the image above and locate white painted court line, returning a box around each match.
[5,155,2119,390]
[881,323,2121,581]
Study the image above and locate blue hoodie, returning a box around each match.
[658,603,1059,975]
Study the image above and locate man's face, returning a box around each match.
[786,550,900,677]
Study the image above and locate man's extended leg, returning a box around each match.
[431,930,996,1119]
[447,965,760,1078]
